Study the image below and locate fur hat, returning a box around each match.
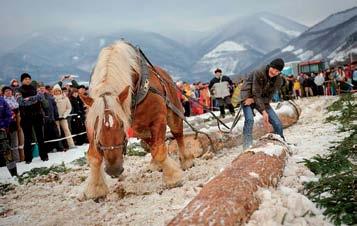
[269,58,285,71]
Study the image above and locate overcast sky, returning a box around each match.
[1,0,356,37]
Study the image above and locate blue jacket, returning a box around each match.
[0,97,13,129]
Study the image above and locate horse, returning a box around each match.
[79,41,194,199]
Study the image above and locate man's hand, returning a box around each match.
[262,110,270,131]
[244,98,254,106]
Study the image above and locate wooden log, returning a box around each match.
[168,134,289,226]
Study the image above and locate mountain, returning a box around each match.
[0,30,194,84]
[0,12,307,84]
[190,12,308,80]
[241,7,357,74]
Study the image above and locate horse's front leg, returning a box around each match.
[150,123,183,187]
[83,143,109,199]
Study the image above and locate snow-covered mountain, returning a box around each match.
[0,30,194,84]
[242,7,357,74]
[191,12,307,80]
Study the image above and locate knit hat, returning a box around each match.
[53,84,62,92]
[269,58,285,71]
[214,68,222,74]
[20,73,31,82]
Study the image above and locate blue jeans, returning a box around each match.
[242,104,284,150]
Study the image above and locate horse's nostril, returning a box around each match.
[105,166,124,177]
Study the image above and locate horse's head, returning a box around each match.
[81,86,130,178]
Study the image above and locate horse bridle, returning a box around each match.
[95,93,128,155]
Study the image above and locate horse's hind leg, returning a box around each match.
[151,122,182,187]
[168,113,194,170]
[83,143,109,200]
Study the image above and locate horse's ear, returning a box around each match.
[117,86,130,104]
[79,94,94,107]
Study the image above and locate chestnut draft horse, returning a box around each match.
[80,41,194,199]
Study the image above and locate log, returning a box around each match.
[168,134,290,226]
[167,101,300,157]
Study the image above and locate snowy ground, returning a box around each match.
[0,96,347,226]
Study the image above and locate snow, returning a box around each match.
[0,96,345,225]
[197,41,246,75]
[260,17,301,37]
[293,48,304,55]
[0,145,88,183]
[329,47,357,63]
[247,141,286,157]
[203,41,246,58]
[309,7,357,33]
[281,45,295,52]
[247,96,347,226]
[298,50,314,60]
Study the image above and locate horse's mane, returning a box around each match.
[87,41,139,141]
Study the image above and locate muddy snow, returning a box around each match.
[0,96,347,226]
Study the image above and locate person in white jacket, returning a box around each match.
[52,84,75,148]
[314,72,325,95]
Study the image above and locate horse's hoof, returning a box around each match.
[83,184,109,200]
[180,159,194,170]
[165,180,183,189]
[164,169,183,187]
[147,160,162,172]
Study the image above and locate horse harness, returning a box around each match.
[95,92,128,155]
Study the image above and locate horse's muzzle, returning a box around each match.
[105,165,124,178]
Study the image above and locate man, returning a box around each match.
[208,68,235,118]
[17,73,48,163]
[38,83,66,152]
[240,58,285,150]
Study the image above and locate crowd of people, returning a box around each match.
[0,73,88,176]
[277,66,355,101]
[0,60,355,176]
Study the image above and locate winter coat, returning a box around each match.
[17,84,44,119]
[54,94,72,120]
[240,65,283,112]
[42,93,59,122]
[69,96,85,117]
[0,97,12,129]
[208,75,233,98]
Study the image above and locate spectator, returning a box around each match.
[0,94,18,176]
[303,74,314,97]
[17,73,48,163]
[208,68,235,118]
[38,83,66,152]
[2,86,20,169]
[52,84,75,149]
[314,72,325,95]
[9,79,20,94]
[293,78,301,98]
[68,88,87,145]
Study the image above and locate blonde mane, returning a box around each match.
[86,41,139,141]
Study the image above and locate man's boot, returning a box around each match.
[9,167,18,177]
[219,106,225,118]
